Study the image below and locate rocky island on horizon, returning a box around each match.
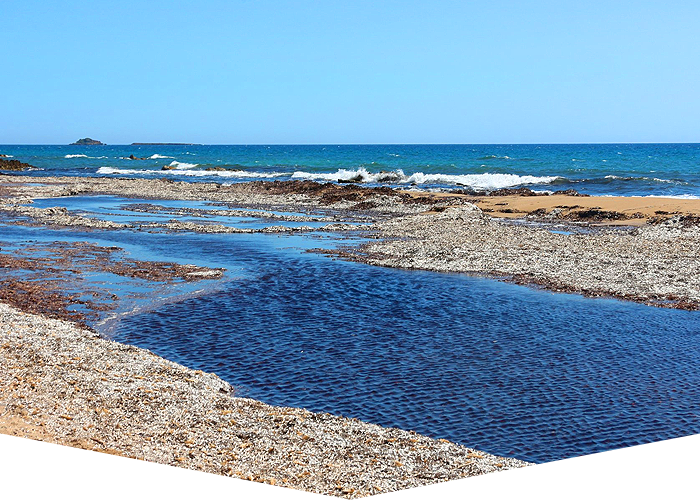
[70,138,105,145]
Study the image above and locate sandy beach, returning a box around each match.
[470,192,700,225]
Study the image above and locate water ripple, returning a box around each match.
[116,239,700,463]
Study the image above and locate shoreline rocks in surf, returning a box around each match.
[0,158,37,171]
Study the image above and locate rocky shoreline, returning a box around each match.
[344,204,700,310]
[0,158,37,172]
[1,173,700,494]
[2,174,700,310]
[0,303,528,496]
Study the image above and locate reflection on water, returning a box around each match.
[29,196,364,230]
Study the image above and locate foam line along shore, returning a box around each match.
[3,143,700,198]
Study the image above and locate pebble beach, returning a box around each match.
[2,172,700,494]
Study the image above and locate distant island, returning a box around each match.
[70,138,104,145]
[131,143,201,146]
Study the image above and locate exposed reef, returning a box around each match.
[0,158,36,171]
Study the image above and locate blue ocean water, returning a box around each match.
[2,143,700,197]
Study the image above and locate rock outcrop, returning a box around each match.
[0,158,35,171]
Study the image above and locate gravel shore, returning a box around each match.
[351,204,700,310]
[2,174,699,494]
[2,173,699,310]
[0,303,528,497]
[0,175,700,310]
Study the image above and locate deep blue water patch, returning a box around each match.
[111,231,700,464]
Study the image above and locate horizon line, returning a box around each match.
[2,142,700,146]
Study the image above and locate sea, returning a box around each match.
[2,143,700,197]
[1,143,699,464]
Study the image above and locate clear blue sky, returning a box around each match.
[2,0,699,144]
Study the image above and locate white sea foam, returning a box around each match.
[65,154,107,159]
[96,167,289,178]
[197,170,289,178]
[478,155,511,160]
[148,154,173,159]
[96,165,561,188]
[168,160,199,169]
[98,167,129,174]
[291,168,562,189]
[644,194,700,200]
[604,175,683,185]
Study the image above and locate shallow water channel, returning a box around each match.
[3,195,699,463]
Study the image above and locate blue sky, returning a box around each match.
[2,0,699,144]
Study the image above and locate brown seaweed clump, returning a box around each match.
[0,241,224,328]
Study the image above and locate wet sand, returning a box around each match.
[470,193,700,225]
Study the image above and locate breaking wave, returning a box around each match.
[644,194,700,200]
[168,160,198,169]
[478,155,511,160]
[96,166,561,188]
[604,175,686,185]
[65,154,107,159]
[96,167,289,178]
[149,154,173,159]
[291,168,562,189]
